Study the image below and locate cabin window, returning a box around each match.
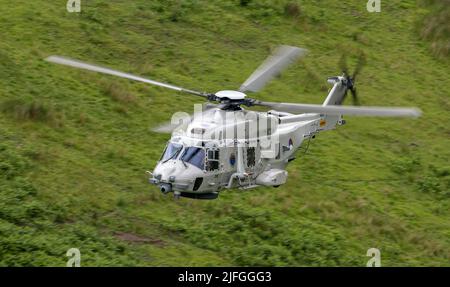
[191,128,205,135]
[206,149,220,171]
[181,147,205,170]
[247,147,255,167]
[160,143,183,162]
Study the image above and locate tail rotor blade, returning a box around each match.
[350,88,360,106]
[340,90,349,105]
[339,54,349,75]
[352,52,366,80]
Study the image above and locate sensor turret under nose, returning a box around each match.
[159,183,172,193]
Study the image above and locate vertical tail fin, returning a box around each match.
[322,76,348,106]
[320,76,347,130]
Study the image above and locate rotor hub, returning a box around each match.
[215,90,247,100]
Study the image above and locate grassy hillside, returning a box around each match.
[0,0,449,266]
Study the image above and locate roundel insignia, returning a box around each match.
[229,153,236,166]
[289,138,293,147]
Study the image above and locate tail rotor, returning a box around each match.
[338,51,366,106]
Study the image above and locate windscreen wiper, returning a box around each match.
[162,147,182,163]
[181,158,188,168]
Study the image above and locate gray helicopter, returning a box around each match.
[46,46,421,200]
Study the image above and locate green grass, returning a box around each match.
[0,0,449,266]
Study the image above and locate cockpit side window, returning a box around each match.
[247,147,255,167]
[181,147,205,170]
[206,149,220,171]
[160,143,183,162]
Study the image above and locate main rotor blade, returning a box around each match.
[152,103,218,133]
[255,101,421,117]
[239,45,307,93]
[45,56,208,98]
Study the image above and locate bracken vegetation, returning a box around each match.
[419,0,450,60]
[0,0,449,266]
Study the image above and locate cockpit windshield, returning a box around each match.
[161,143,183,162]
[181,147,205,170]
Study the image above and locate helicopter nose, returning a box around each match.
[159,183,172,194]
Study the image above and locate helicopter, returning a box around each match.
[45,45,421,200]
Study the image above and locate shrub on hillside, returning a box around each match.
[0,99,63,127]
[103,82,136,104]
[419,0,450,59]
[284,2,301,18]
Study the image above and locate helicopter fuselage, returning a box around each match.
[150,107,341,199]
